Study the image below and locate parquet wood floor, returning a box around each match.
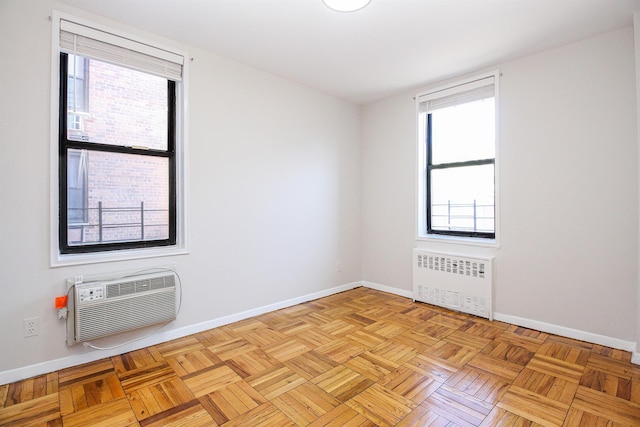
[2,287,639,426]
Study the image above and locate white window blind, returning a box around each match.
[59,20,183,81]
[418,76,494,114]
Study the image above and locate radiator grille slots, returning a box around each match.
[413,250,493,320]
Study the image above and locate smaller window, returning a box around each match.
[417,73,498,240]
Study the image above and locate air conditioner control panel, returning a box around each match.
[77,285,105,303]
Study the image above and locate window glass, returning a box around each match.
[67,149,87,225]
[66,152,169,246]
[67,55,89,132]
[66,55,168,151]
[431,98,495,164]
[430,164,495,234]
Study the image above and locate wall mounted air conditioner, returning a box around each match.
[67,272,177,345]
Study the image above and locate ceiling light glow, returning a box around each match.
[322,0,372,13]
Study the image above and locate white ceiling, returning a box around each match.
[58,0,640,104]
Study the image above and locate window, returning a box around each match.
[55,16,186,257]
[67,149,88,226]
[417,73,498,240]
[67,54,88,132]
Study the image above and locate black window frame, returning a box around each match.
[425,106,496,240]
[58,52,177,254]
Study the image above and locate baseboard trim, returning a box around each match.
[361,281,413,299]
[493,312,636,354]
[362,281,639,364]
[0,282,362,386]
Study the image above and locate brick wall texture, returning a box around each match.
[68,59,170,244]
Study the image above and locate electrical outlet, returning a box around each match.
[24,317,39,337]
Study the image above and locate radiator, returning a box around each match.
[67,272,177,345]
[413,249,493,320]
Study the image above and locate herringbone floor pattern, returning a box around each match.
[1,287,639,426]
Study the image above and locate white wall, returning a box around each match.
[361,95,416,291]
[0,0,361,379]
[362,27,638,347]
[497,27,637,343]
[634,12,640,364]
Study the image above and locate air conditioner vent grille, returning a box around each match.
[70,272,177,345]
[77,290,175,342]
[105,274,175,298]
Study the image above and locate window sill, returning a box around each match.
[416,233,499,248]
[51,244,189,268]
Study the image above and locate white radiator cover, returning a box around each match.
[68,272,177,345]
[413,249,494,320]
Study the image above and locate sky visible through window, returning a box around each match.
[429,98,495,233]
